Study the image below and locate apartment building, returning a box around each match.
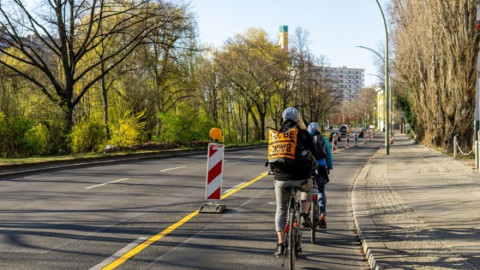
[323,66,364,102]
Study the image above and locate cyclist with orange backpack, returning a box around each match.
[268,107,317,256]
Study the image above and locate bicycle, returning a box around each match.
[281,181,306,270]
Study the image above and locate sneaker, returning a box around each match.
[301,213,312,228]
[319,214,327,228]
[275,243,285,257]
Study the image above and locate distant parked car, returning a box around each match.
[359,128,367,138]
[339,125,349,137]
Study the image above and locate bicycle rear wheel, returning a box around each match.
[288,209,296,270]
[310,199,318,244]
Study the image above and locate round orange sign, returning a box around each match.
[209,128,222,140]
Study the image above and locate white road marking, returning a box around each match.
[85,178,130,190]
[223,182,246,194]
[159,166,187,172]
[240,156,253,159]
[88,237,147,270]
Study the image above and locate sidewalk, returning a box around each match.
[353,134,480,269]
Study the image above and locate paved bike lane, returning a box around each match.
[132,140,379,269]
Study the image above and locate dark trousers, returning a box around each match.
[315,166,329,215]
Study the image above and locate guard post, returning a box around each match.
[332,133,338,151]
[199,127,227,213]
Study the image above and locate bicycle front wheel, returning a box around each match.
[288,209,296,270]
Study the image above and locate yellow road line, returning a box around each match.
[101,171,269,270]
[221,171,268,200]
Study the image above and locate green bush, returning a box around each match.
[159,109,215,142]
[35,119,69,155]
[29,124,48,154]
[69,118,106,153]
[406,127,416,140]
[110,110,146,147]
[0,115,45,157]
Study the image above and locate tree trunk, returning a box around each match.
[244,108,249,142]
[101,79,110,140]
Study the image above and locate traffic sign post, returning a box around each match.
[205,143,224,201]
[199,128,227,213]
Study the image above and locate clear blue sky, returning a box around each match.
[188,0,390,87]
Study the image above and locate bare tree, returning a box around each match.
[289,28,339,128]
[352,87,377,127]
[391,0,478,151]
[195,48,220,125]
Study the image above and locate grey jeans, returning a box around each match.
[274,179,313,232]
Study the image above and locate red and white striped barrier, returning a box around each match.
[354,133,358,146]
[206,143,224,201]
[345,135,350,149]
[332,134,338,151]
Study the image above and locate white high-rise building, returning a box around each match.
[323,66,364,102]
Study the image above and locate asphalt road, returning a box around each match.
[0,140,379,270]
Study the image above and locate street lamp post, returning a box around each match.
[357,45,392,153]
[375,0,390,155]
[358,1,390,154]
[357,46,383,61]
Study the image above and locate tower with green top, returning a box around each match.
[279,25,288,51]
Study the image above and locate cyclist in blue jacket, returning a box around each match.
[307,122,333,228]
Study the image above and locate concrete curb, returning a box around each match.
[0,144,266,179]
[351,156,380,270]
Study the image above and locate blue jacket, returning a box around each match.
[316,136,333,170]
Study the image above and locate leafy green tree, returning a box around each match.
[159,106,215,142]
[216,28,288,141]
[0,0,181,150]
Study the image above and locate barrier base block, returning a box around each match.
[199,202,227,213]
